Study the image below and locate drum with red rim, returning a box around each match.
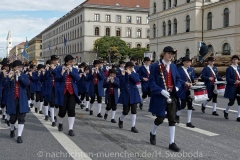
[190,85,208,102]
[214,81,226,96]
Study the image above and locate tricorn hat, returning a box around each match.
[12,60,23,68]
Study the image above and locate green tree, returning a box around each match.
[93,36,129,62]
[128,47,149,61]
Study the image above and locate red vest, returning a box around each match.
[109,83,114,95]
[235,71,239,87]
[166,70,174,91]
[14,81,20,99]
[64,74,74,95]
[94,73,98,85]
[211,73,214,85]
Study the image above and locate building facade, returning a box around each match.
[8,42,25,62]
[40,0,150,64]
[149,0,240,60]
[28,36,43,61]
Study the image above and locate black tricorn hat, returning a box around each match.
[24,63,29,67]
[143,57,151,62]
[119,60,125,64]
[125,62,134,69]
[93,60,100,66]
[109,69,116,74]
[64,55,75,63]
[207,57,215,61]
[130,57,137,61]
[231,55,240,60]
[12,60,23,68]
[30,64,34,69]
[51,55,59,61]
[163,46,177,54]
[182,56,192,62]
[37,64,44,70]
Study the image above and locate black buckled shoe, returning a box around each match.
[6,120,10,126]
[191,107,195,111]
[44,116,48,121]
[35,108,38,113]
[54,116,57,121]
[97,113,103,118]
[104,114,108,120]
[186,122,195,128]
[0,110,2,114]
[176,116,180,124]
[150,132,156,145]
[236,117,240,122]
[52,122,56,127]
[85,108,89,112]
[2,115,5,120]
[118,117,123,128]
[131,127,139,133]
[201,104,205,113]
[169,143,180,152]
[30,103,33,108]
[212,111,219,116]
[39,110,43,114]
[10,130,15,138]
[90,110,93,115]
[48,111,51,117]
[68,130,75,136]
[17,136,23,143]
[80,104,85,109]
[58,123,63,131]
[111,119,116,123]
[139,103,143,110]
[223,110,228,119]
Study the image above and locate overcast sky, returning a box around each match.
[0,0,85,58]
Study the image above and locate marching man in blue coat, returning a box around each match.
[139,57,151,110]
[201,57,223,116]
[3,60,29,143]
[118,62,141,133]
[103,69,120,123]
[223,55,240,122]
[149,46,182,152]
[55,55,80,136]
[88,60,105,117]
[176,56,196,128]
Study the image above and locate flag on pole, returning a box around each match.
[62,36,67,47]
[48,43,51,50]
[22,39,29,60]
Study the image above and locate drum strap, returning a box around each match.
[182,66,192,83]
[208,66,218,82]
[231,65,240,79]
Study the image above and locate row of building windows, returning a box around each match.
[94,14,149,24]
[126,43,150,49]
[185,43,231,57]
[152,7,230,37]
[153,0,192,13]
[44,43,83,56]
[94,27,150,38]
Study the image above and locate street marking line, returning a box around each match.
[31,109,92,160]
[193,103,237,113]
[145,115,219,136]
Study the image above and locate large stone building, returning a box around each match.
[149,0,240,60]
[8,42,25,62]
[40,0,150,64]
[28,36,43,61]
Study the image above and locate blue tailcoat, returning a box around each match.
[149,61,182,116]
[78,73,90,93]
[88,70,105,97]
[177,67,195,99]
[139,65,151,93]
[224,66,240,99]
[201,66,223,97]
[0,73,4,102]
[43,70,54,102]
[31,71,42,92]
[118,72,141,105]
[103,77,120,105]
[54,66,80,106]
[3,73,29,114]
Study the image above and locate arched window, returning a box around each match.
[186,49,190,57]
[163,0,166,10]
[174,0,177,7]
[163,22,166,36]
[207,12,212,30]
[137,29,141,38]
[95,27,99,36]
[147,44,150,49]
[186,15,190,32]
[127,43,131,48]
[153,2,157,13]
[174,19,177,34]
[222,43,231,55]
[127,28,131,37]
[168,0,171,9]
[153,24,156,38]
[137,44,141,48]
[168,20,171,36]
[224,8,229,28]
[208,45,214,56]
[106,27,110,36]
[116,28,121,36]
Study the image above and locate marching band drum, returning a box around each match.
[214,81,227,96]
[189,82,209,102]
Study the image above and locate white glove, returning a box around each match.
[175,87,179,92]
[161,90,170,98]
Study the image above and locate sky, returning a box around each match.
[0,0,86,58]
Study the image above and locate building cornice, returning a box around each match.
[203,0,234,9]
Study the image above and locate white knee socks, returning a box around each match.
[203,100,208,107]
[120,114,125,121]
[68,117,75,130]
[131,114,136,127]
[169,126,175,144]
[212,103,217,112]
[39,102,43,111]
[18,124,24,137]
[225,106,231,113]
[187,110,192,123]
[85,101,89,109]
[238,106,240,117]
[50,108,55,122]
[97,103,102,114]
[90,103,93,111]
[44,106,49,116]
[111,111,116,119]
[151,123,158,135]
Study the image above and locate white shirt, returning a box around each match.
[16,75,19,82]
[207,65,213,68]
[144,65,150,74]
[231,64,238,70]
[162,59,171,72]
[119,67,124,71]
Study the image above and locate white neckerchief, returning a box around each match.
[182,66,192,83]
[133,67,136,73]
[207,65,217,82]
[162,59,171,72]
[231,64,240,79]
[119,67,124,71]
[144,65,150,74]
[16,75,19,82]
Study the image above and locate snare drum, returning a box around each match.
[190,85,208,102]
[214,81,226,96]
[195,82,205,86]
